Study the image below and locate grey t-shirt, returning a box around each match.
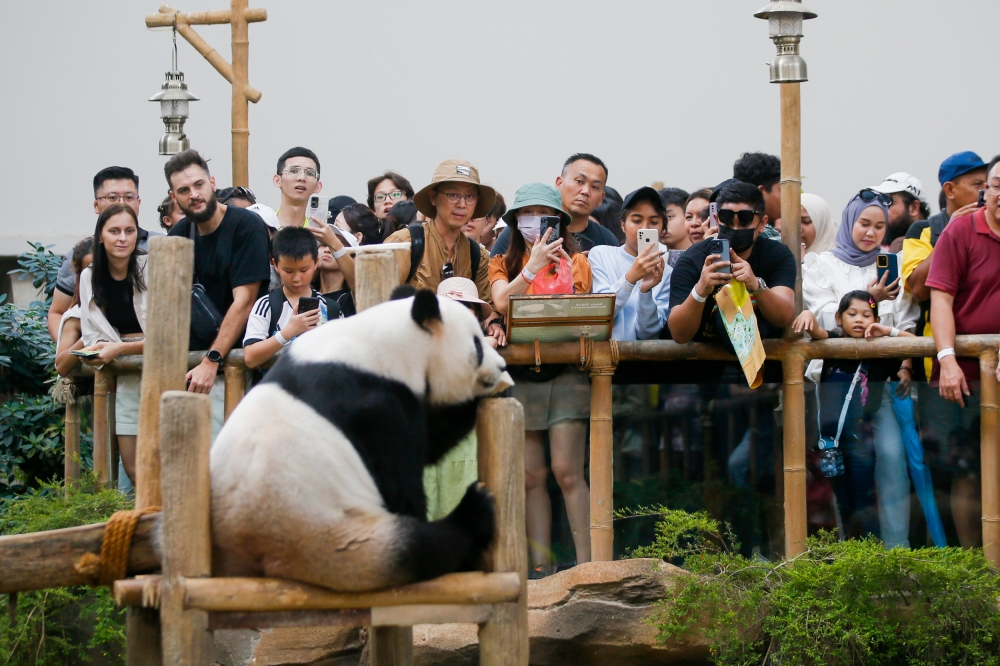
[55,227,161,296]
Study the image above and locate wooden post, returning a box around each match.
[223,361,245,421]
[355,251,399,313]
[230,0,250,187]
[589,367,615,562]
[130,237,193,666]
[64,396,80,488]
[158,391,214,665]
[779,82,803,316]
[93,370,112,485]
[980,351,1000,567]
[782,352,807,557]
[477,398,529,666]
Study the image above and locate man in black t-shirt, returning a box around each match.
[165,150,271,396]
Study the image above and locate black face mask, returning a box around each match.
[718,223,757,254]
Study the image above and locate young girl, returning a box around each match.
[797,290,913,541]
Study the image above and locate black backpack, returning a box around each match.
[266,288,340,338]
[405,223,480,284]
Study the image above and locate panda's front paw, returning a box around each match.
[446,481,496,557]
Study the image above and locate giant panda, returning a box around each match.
[209,288,510,592]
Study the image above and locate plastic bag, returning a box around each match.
[532,258,573,294]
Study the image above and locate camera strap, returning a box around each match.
[832,362,865,448]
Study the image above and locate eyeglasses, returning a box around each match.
[217,186,256,204]
[986,183,1000,194]
[441,263,455,280]
[858,189,893,207]
[97,194,139,204]
[374,190,405,203]
[282,166,319,181]
[717,209,761,228]
[438,191,478,205]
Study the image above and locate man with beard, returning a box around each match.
[166,150,271,407]
[870,172,929,249]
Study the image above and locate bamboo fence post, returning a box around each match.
[355,251,399,313]
[980,351,1000,567]
[231,0,250,187]
[129,236,193,666]
[64,395,80,489]
[779,81,803,316]
[477,398,529,666]
[158,391,214,665]
[589,365,616,562]
[93,370,112,485]
[223,361,245,420]
[782,352,807,557]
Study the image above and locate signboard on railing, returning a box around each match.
[505,294,615,344]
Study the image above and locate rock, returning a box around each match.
[216,559,708,666]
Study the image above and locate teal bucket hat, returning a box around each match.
[501,183,571,228]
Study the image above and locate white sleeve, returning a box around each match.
[243,296,271,346]
[802,253,840,331]
[590,247,633,318]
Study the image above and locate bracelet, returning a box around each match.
[890,327,900,337]
[691,286,707,303]
[937,347,956,361]
[332,246,349,259]
[487,318,503,329]
[521,267,536,283]
[274,330,290,347]
[899,366,912,374]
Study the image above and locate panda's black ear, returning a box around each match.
[390,284,417,301]
[411,289,441,332]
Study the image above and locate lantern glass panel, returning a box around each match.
[160,99,189,118]
[768,12,803,38]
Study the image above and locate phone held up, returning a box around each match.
[979,189,987,208]
[636,228,658,254]
[708,202,719,229]
[305,195,331,227]
[876,253,899,286]
[541,216,561,241]
[709,238,731,274]
[297,296,329,325]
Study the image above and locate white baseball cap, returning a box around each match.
[247,203,280,230]
[870,172,926,204]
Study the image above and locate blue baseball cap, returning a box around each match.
[938,151,986,185]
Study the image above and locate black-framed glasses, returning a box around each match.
[441,263,455,280]
[96,194,139,204]
[858,189,893,207]
[217,186,256,204]
[374,190,405,203]
[717,208,761,228]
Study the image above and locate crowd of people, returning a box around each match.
[48,145,1000,575]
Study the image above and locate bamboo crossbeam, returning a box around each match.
[0,515,160,594]
[145,5,267,27]
[172,21,262,103]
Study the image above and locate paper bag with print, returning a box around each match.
[715,280,765,388]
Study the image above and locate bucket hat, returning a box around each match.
[437,277,490,320]
[501,183,571,229]
[413,159,497,220]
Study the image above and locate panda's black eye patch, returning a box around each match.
[473,336,484,367]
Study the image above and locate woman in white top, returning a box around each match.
[79,204,149,490]
[800,193,837,256]
[795,190,917,548]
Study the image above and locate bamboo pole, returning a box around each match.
[158,391,214,665]
[589,367,616,562]
[782,352,807,557]
[355,251,399,313]
[93,369,112,485]
[980,351,1000,567]
[173,22,261,104]
[477,398,529,666]
[223,361,245,420]
[779,81,803,317]
[231,0,250,187]
[145,5,267,27]
[64,396,80,488]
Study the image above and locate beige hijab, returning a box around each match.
[801,193,836,256]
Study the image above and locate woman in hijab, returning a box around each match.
[801,193,837,255]
[795,189,918,549]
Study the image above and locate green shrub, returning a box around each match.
[622,507,1000,665]
[0,476,131,665]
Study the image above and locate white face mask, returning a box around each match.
[517,215,542,244]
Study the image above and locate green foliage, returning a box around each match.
[0,396,68,499]
[0,300,55,395]
[625,507,1000,665]
[0,476,131,665]
[9,242,63,307]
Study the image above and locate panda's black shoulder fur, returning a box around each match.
[261,357,479,519]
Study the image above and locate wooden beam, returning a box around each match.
[172,21,262,103]
[145,6,268,27]
[208,608,371,630]
[230,0,251,185]
[64,398,81,487]
[354,251,399,313]
[92,370,113,485]
[980,351,1000,567]
[779,82,803,318]
[223,362,245,420]
[782,352,808,557]
[589,368,615,562]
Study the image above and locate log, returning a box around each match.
[223,361,245,420]
[0,515,159,594]
[355,251,399,313]
[779,81,803,317]
[93,369,113,484]
[782,353,807,557]
[182,572,521,612]
[230,0,251,186]
[158,391,214,665]
[64,398,81,486]
[208,608,371,630]
[477,398,529,666]
[980,351,1000,568]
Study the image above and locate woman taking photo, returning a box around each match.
[489,182,593,576]
[79,204,149,491]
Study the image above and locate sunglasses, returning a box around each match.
[858,189,893,207]
[441,262,455,280]
[217,186,257,205]
[716,209,761,227]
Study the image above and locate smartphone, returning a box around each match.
[636,228,658,254]
[708,202,719,229]
[979,189,987,208]
[298,297,320,314]
[70,349,101,358]
[709,238,731,274]
[876,253,899,286]
[541,215,561,241]
[305,195,331,227]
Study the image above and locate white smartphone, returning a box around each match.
[305,195,331,227]
[636,228,658,253]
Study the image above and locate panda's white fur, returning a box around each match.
[209,290,507,591]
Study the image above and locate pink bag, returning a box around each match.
[532,258,574,294]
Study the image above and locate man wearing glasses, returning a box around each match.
[47,166,161,340]
[273,147,323,228]
[367,171,415,219]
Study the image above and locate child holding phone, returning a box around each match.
[244,227,329,369]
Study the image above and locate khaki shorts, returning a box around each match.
[509,368,591,432]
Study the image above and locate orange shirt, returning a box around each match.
[487,253,592,294]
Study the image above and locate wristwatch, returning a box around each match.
[750,278,768,297]
[206,349,224,365]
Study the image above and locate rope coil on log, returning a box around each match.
[75,507,161,586]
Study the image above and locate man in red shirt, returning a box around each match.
[925,153,1000,547]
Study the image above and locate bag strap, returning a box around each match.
[267,288,287,338]
[406,223,425,284]
[469,236,480,279]
[833,362,865,447]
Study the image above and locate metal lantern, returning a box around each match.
[149,28,199,155]
[754,0,817,83]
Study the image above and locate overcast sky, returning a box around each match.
[1,0,997,254]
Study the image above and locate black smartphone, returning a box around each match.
[979,189,986,208]
[876,253,898,286]
[298,297,320,314]
[709,238,731,274]
[541,215,561,241]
